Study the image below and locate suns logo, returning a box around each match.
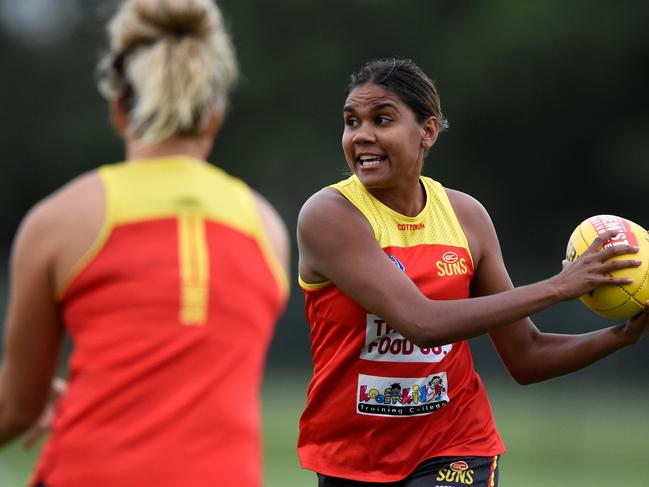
[437,461,474,485]
[442,251,458,263]
[388,254,405,272]
[436,251,468,277]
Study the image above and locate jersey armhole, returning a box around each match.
[246,188,290,300]
[298,274,331,291]
[328,180,381,242]
[55,167,114,300]
[432,179,475,269]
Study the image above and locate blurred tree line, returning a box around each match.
[1,0,648,378]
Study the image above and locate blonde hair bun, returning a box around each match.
[98,0,238,145]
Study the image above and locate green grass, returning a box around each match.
[1,374,648,486]
[489,380,649,487]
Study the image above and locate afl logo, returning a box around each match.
[442,251,458,264]
[388,254,405,272]
[450,461,469,472]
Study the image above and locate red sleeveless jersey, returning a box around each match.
[32,157,288,487]
[297,176,504,482]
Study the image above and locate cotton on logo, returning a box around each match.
[442,251,458,264]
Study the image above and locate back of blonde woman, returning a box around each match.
[0,1,290,486]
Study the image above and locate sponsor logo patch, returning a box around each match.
[357,373,449,417]
[397,222,425,231]
[436,254,469,277]
[362,314,452,363]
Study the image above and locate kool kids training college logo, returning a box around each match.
[357,373,449,417]
[361,314,452,362]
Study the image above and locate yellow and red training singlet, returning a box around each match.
[297,175,504,482]
[32,156,288,487]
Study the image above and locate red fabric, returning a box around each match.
[298,243,505,482]
[33,219,283,487]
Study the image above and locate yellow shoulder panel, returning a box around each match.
[60,156,288,299]
[329,175,472,262]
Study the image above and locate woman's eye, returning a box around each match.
[376,116,391,125]
[345,118,359,127]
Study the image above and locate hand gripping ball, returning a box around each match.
[565,215,649,319]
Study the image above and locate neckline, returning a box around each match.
[356,176,430,222]
[127,155,205,165]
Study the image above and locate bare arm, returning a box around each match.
[298,188,643,349]
[0,203,65,445]
[449,190,649,385]
[0,172,103,446]
[253,191,291,284]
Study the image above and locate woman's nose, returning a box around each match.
[352,126,376,144]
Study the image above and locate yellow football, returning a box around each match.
[565,215,649,319]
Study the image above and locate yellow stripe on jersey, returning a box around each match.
[178,207,209,325]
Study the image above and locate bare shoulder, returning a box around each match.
[298,187,375,283]
[251,190,285,229]
[444,187,499,265]
[298,187,340,215]
[298,187,368,232]
[297,187,373,248]
[18,171,103,240]
[18,170,105,290]
[445,188,491,226]
[251,190,290,278]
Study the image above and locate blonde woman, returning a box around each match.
[0,1,289,486]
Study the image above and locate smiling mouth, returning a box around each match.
[357,154,387,167]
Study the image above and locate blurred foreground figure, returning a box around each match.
[0,1,289,486]
[296,58,649,486]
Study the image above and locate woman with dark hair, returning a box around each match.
[0,1,289,486]
[296,57,649,486]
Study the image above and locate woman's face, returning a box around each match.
[342,83,437,191]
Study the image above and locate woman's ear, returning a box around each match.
[421,116,440,151]
[110,98,129,136]
[203,106,223,139]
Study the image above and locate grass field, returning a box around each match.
[1,373,648,486]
